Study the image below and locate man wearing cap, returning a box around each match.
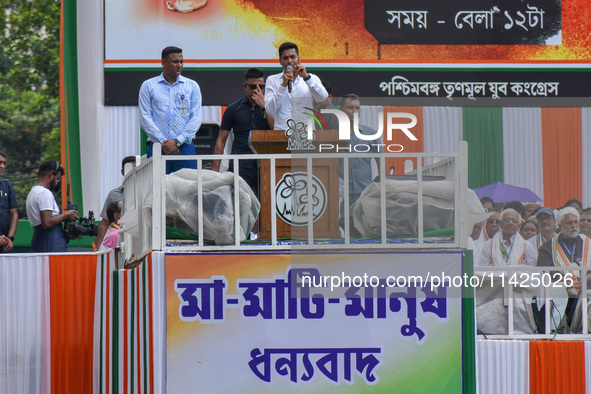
[528,207,556,250]
[26,160,78,252]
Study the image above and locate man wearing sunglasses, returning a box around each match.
[265,42,328,130]
[25,160,79,252]
[213,68,274,198]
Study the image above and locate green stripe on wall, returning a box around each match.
[63,0,83,211]
[462,250,477,394]
[99,256,105,394]
[112,271,119,394]
[462,107,504,189]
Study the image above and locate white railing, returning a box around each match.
[405,156,456,181]
[120,142,469,261]
[474,265,591,339]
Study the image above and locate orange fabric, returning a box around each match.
[49,254,98,394]
[541,108,582,209]
[529,341,586,394]
[382,107,424,175]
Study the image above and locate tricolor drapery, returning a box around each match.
[0,252,166,394]
[477,340,591,394]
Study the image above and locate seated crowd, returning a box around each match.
[472,197,591,334]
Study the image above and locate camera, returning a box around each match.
[63,202,99,240]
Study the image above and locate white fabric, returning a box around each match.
[477,340,529,394]
[152,169,260,244]
[99,106,141,216]
[78,0,106,218]
[423,106,462,166]
[582,108,591,208]
[502,108,544,203]
[201,106,223,124]
[359,105,383,133]
[26,185,60,227]
[480,232,536,267]
[0,255,51,394]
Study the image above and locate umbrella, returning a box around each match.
[473,182,542,203]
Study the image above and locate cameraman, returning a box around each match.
[25,160,78,252]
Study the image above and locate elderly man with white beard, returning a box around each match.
[537,207,591,330]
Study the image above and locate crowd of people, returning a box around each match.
[472,197,591,333]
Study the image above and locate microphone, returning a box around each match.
[286,65,293,93]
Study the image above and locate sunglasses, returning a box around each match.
[246,84,265,90]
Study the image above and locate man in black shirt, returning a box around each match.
[213,68,274,196]
[0,152,18,252]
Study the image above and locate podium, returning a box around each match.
[251,129,343,239]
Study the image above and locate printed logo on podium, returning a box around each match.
[275,172,327,226]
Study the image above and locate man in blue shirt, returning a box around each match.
[139,46,202,173]
[0,151,18,252]
[212,68,274,197]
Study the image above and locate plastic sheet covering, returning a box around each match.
[476,282,541,335]
[145,169,260,245]
[350,180,488,237]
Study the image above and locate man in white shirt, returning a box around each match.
[26,160,78,252]
[264,42,328,130]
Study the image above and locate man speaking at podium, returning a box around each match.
[265,42,328,130]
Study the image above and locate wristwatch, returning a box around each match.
[175,139,181,148]
[7,235,14,241]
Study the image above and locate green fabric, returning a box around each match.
[12,219,95,252]
[140,129,147,156]
[462,249,477,394]
[63,0,83,211]
[462,108,504,189]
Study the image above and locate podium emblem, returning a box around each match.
[285,119,316,151]
[275,172,327,226]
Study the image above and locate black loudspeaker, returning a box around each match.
[193,123,220,169]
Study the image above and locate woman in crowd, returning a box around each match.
[520,219,538,240]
